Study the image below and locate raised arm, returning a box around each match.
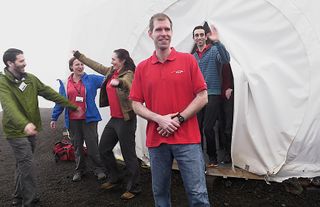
[73,51,112,75]
[207,25,230,64]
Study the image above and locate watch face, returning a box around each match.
[178,115,184,123]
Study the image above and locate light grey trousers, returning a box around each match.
[8,136,37,207]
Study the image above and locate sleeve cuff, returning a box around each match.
[74,51,81,59]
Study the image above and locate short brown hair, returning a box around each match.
[148,13,172,32]
[192,25,206,37]
[3,48,23,67]
[69,57,77,72]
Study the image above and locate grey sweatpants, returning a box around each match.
[69,120,105,175]
[8,136,37,207]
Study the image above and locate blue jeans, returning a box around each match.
[149,144,210,207]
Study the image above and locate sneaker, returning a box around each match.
[100,181,120,190]
[96,172,106,181]
[120,191,136,200]
[206,162,218,168]
[207,157,218,168]
[72,172,82,182]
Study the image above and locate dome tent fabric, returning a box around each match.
[70,0,320,182]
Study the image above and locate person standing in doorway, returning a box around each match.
[193,25,230,167]
[219,63,234,164]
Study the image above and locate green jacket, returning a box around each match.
[0,68,77,138]
[74,51,135,121]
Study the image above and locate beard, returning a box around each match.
[15,64,26,74]
[10,64,27,80]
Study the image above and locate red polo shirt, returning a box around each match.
[67,74,86,120]
[106,70,124,118]
[129,48,207,147]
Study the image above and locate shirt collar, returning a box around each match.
[151,47,177,64]
[68,72,85,82]
[4,67,27,83]
[196,44,211,53]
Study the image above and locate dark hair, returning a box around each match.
[114,49,135,72]
[3,48,24,67]
[149,13,172,32]
[192,25,206,38]
[69,57,77,72]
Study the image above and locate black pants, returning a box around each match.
[197,95,221,161]
[219,94,234,155]
[99,117,141,193]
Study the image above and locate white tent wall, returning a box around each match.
[207,0,312,178]
[266,0,320,181]
[1,0,319,182]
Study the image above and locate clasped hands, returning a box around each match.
[156,112,181,137]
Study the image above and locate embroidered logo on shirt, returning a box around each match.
[171,69,184,74]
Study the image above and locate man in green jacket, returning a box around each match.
[0,48,78,207]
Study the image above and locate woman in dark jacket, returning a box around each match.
[73,49,140,200]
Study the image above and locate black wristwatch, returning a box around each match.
[176,113,185,123]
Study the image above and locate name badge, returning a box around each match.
[75,96,84,102]
[18,82,27,91]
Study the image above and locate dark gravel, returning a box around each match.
[0,109,319,207]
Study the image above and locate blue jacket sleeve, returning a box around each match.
[51,81,66,121]
[93,74,105,89]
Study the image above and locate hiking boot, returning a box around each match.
[96,172,106,181]
[120,191,136,200]
[100,181,120,190]
[72,172,82,182]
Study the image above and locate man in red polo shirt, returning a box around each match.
[129,13,210,207]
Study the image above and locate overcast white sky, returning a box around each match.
[0,0,107,109]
